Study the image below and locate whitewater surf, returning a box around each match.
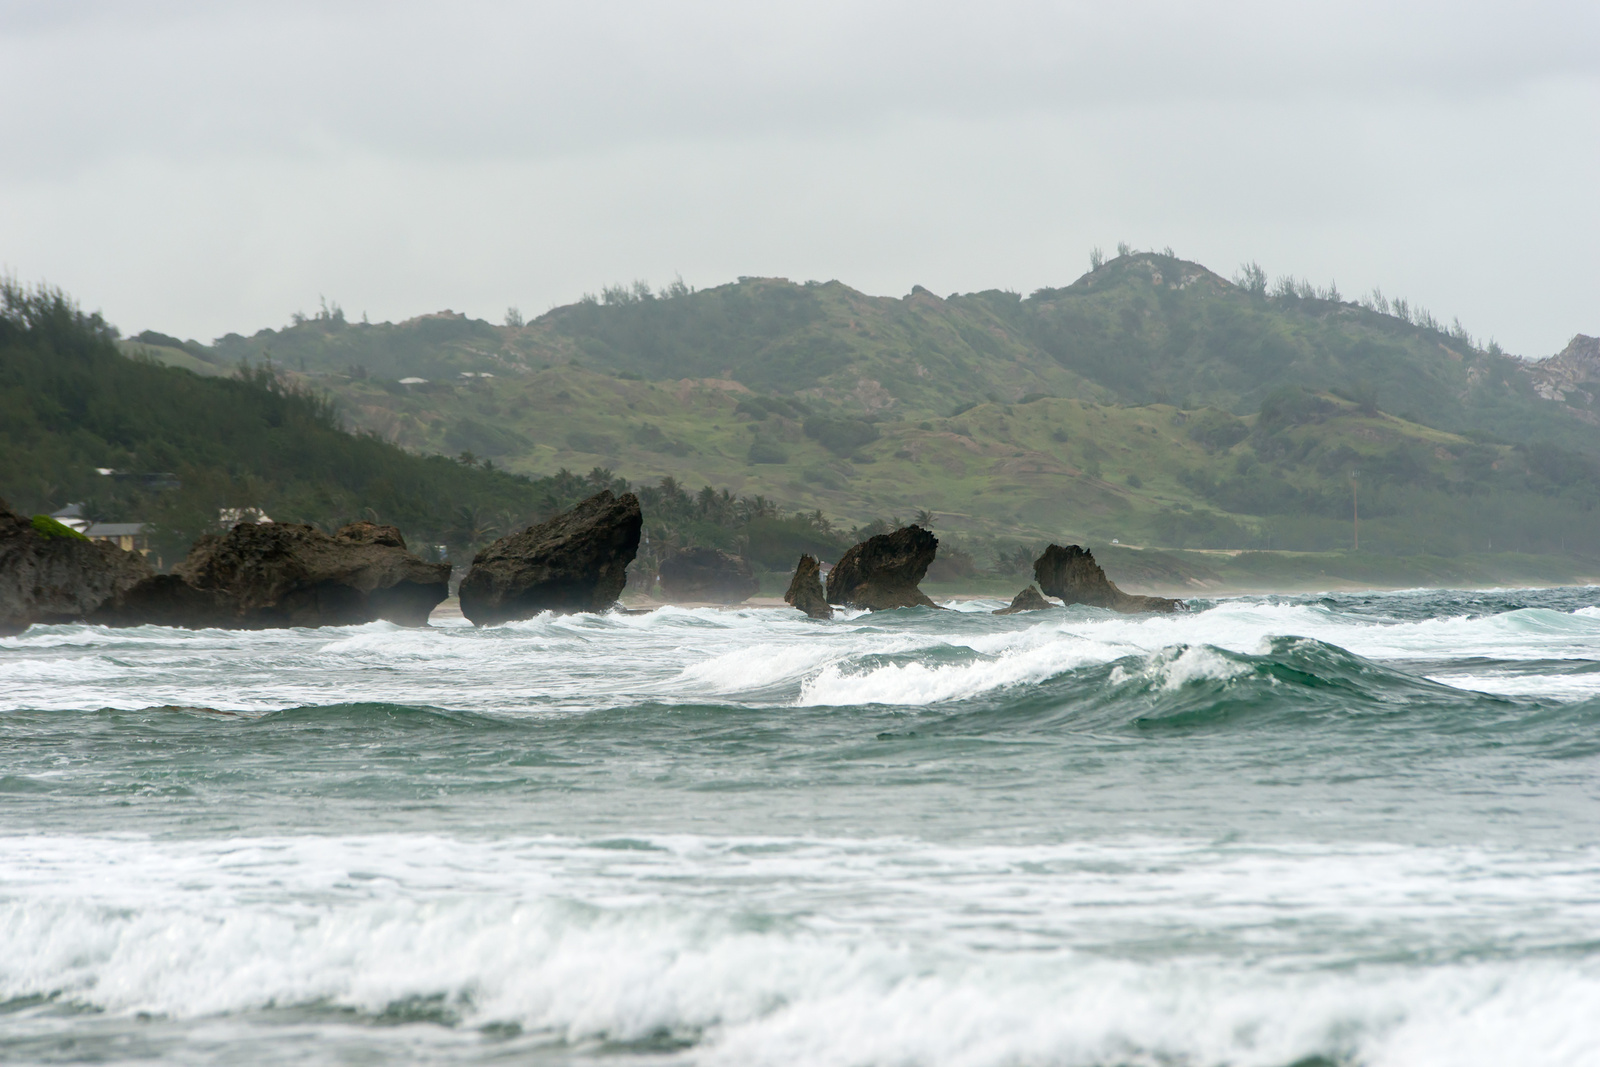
[3,588,1599,1066]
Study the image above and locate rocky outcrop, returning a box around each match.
[783,554,833,619]
[658,547,759,604]
[1033,544,1184,614]
[826,525,940,610]
[993,585,1054,615]
[1,498,154,634]
[93,520,450,629]
[459,490,641,624]
[1527,334,1600,405]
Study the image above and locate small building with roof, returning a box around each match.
[83,523,151,556]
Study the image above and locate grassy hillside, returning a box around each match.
[311,363,1600,563]
[76,252,1600,588]
[200,252,1599,452]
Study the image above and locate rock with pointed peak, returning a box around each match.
[1033,544,1184,614]
[784,554,833,619]
[826,525,940,610]
[460,490,641,624]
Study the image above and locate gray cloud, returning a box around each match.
[1,0,1595,353]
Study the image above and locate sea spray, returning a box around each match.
[3,586,1600,1064]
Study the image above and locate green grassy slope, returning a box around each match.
[101,254,1600,587]
[207,252,1597,451]
[319,363,1600,564]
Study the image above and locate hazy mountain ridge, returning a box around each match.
[99,254,1600,579]
[163,253,1596,452]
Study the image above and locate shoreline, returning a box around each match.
[428,579,1600,623]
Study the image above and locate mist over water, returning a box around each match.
[3,588,1599,1065]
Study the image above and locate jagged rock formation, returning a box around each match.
[94,520,451,628]
[0,498,154,634]
[1034,544,1184,614]
[993,585,1054,615]
[826,525,940,610]
[1527,334,1600,423]
[658,547,759,604]
[460,490,641,624]
[783,555,833,619]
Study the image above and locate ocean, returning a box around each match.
[3,588,1599,1066]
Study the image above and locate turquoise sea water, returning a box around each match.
[3,589,1599,1065]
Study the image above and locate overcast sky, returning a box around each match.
[2,0,1595,356]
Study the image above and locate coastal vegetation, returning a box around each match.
[15,247,1600,589]
[2,282,545,562]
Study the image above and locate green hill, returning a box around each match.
[202,253,1597,452]
[30,250,1600,590]
[307,364,1600,563]
[130,252,1596,575]
[0,283,573,565]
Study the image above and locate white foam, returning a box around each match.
[797,634,1111,706]
[5,590,1600,717]
[1107,643,1254,692]
[676,642,853,694]
[1424,670,1600,701]
[3,833,1598,1066]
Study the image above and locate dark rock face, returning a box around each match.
[460,491,641,624]
[784,554,833,619]
[658,547,759,604]
[1033,544,1184,614]
[95,574,234,629]
[94,521,450,629]
[0,498,154,634]
[826,525,940,610]
[993,585,1054,615]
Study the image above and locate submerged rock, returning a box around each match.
[0,498,153,634]
[826,525,940,611]
[993,585,1054,615]
[1033,544,1184,614]
[94,520,451,628]
[784,554,833,619]
[658,547,759,604]
[460,490,641,624]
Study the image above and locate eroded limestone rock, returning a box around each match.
[1033,544,1183,614]
[459,491,641,624]
[826,525,939,611]
[784,554,833,619]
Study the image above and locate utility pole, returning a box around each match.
[1351,471,1359,552]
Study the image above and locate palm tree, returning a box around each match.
[445,505,499,561]
[737,495,778,523]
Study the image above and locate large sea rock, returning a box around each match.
[460,490,641,624]
[94,520,450,629]
[783,554,833,619]
[0,499,154,634]
[658,547,759,604]
[826,525,940,610]
[993,585,1054,615]
[1033,544,1184,614]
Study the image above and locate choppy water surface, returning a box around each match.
[3,588,1600,1066]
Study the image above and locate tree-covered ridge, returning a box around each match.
[2,281,870,574]
[189,252,1597,455]
[1,283,552,561]
[1009,255,1566,446]
[35,250,1600,586]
